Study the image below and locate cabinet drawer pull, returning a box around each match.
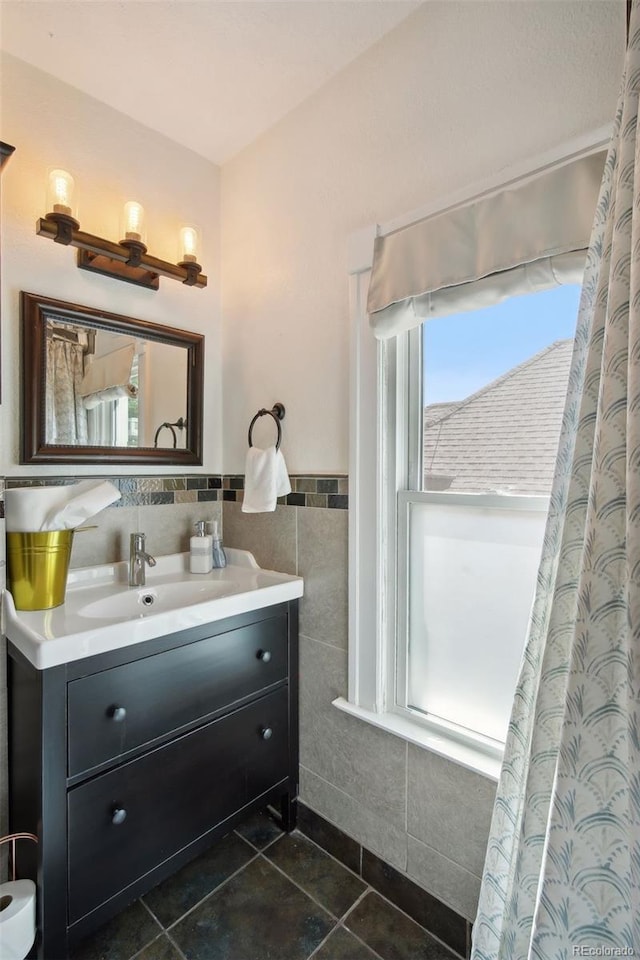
[257,649,272,663]
[111,807,127,826]
[108,705,127,722]
[260,726,273,740]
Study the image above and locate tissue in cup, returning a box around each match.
[7,530,74,610]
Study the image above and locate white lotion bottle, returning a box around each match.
[190,520,213,574]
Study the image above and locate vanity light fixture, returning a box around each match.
[37,169,207,290]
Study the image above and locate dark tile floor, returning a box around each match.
[71,810,459,960]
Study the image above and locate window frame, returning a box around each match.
[340,128,611,781]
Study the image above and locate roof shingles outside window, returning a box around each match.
[423,339,573,496]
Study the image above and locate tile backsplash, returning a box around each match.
[0,473,348,575]
[222,474,348,510]
[3,474,348,510]
[4,475,223,507]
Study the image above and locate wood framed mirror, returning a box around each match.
[21,291,204,465]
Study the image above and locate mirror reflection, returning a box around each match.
[21,292,204,466]
[45,318,188,449]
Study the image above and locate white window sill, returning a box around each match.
[332,697,502,782]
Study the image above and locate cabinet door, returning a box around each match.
[68,687,289,923]
[68,614,287,776]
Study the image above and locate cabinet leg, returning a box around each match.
[280,794,297,832]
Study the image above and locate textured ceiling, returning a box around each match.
[0,0,422,164]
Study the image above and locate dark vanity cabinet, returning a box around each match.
[7,601,299,960]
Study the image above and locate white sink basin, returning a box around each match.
[3,548,304,669]
[78,579,234,620]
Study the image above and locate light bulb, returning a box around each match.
[47,168,75,216]
[180,225,199,263]
[122,201,145,243]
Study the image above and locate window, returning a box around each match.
[125,352,140,446]
[86,352,141,447]
[343,137,607,777]
[396,285,580,748]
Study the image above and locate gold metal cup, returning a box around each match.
[6,530,74,610]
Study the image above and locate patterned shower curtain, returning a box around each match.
[471,7,640,958]
[45,338,88,445]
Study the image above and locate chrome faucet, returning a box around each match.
[129,532,157,587]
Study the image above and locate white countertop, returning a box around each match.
[3,549,303,670]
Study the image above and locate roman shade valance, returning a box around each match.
[368,151,607,340]
[78,343,135,398]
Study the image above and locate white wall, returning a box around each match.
[221,0,624,474]
[142,341,188,449]
[0,54,222,477]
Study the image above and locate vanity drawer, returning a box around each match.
[68,615,287,777]
[68,686,289,923]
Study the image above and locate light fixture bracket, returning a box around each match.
[44,211,81,245]
[178,260,204,287]
[120,238,147,267]
[36,217,207,290]
[76,249,160,290]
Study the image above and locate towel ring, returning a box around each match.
[248,402,285,451]
[153,417,187,449]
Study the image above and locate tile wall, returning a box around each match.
[297,802,472,957]
[220,488,497,924]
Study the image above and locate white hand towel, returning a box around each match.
[242,446,291,513]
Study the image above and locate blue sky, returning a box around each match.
[423,284,582,404]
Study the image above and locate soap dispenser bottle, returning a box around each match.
[190,521,213,574]
[209,519,227,568]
